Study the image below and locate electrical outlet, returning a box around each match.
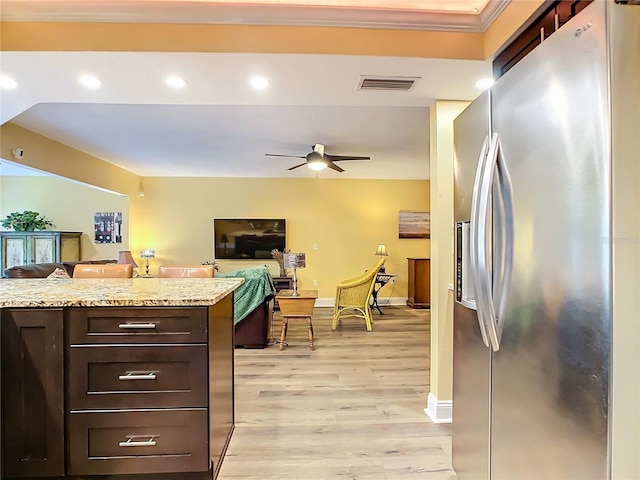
[313,243,318,250]
[313,279,318,286]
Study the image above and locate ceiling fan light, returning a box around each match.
[307,158,328,171]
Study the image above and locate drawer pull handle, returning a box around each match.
[119,435,157,447]
[118,372,157,381]
[118,322,157,329]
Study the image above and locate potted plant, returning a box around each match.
[1,210,53,231]
[270,248,291,277]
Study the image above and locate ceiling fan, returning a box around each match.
[265,143,371,172]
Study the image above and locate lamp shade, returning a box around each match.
[283,253,306,269]
[375,244,388,256]
[140,249,155,259]
[118,250,138,268]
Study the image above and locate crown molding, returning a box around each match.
[1,0,510,32]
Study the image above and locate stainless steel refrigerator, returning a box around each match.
[452,1,639,479]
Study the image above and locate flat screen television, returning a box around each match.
[214,218,286,260]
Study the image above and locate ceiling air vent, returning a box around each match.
[358,76,420,92]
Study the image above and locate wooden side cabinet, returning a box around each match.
[1,308,65,478]
[407,258,431,309]
[0,231,82,271]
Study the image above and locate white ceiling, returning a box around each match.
[0,3,494,180]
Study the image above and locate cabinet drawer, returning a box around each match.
[67,307,207,344]
[69,345,207,410]
[68,409,209,475]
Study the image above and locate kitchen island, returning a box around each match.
[0,277,244,480]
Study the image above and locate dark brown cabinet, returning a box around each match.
[68,410,209,476]
[1,309,65,478]
[493,0,593,78]
[1,298,235,480]
[68,344,209,410]
[407,258,431,309]
[207,300,235,474]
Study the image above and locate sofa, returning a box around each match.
[3,260,117,278]
[216,266,276,349]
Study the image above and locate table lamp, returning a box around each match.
[140,249,155,277]
[375,244,388,272]
[118,250,138,275]
[283,253,306,296]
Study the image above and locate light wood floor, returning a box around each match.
[218,305,457,480]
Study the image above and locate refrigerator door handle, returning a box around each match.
[469,134,491,348]
[479,133,513,352]
[475,133,497,350]
[476,133,498,351]
[494,136,514,341]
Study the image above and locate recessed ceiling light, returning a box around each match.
[473,7,479,13]
[0,75,18,89]
[78,74,101,89]
[475,78,494,90]
[166,75,187,89]
[249,75,269,91]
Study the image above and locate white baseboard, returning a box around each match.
[314,298,337,308]
[376,296,409,306]
[424,392,452,424]
[313,297,408,308]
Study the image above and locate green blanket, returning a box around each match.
[216,266,275,325]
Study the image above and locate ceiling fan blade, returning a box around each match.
[288,162,308,171]
[265,153,306,159]
[327,162,345,173]
[325,154,371,162]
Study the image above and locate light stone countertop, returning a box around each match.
[0,277,244,308]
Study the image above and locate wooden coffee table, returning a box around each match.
[275,289,318,350]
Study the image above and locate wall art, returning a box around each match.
[399,210,430,239]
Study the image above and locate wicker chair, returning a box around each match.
[332,257,386,332]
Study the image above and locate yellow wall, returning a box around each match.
[483,0,545,60]
[0,123,145,252]
[1,22,484,60]
[139,176,429,300]
[0,175,130,262]
[1,2,544,62]
[429,100,469,403]
[0,123,140,199]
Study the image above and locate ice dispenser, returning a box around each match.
[455,221,476,309]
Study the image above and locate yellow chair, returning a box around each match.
[332,257,386,332]
[157,265,214,278]
[72,264,133,278]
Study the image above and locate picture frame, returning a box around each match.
[94,211,123,244]
[399,210,430,239]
